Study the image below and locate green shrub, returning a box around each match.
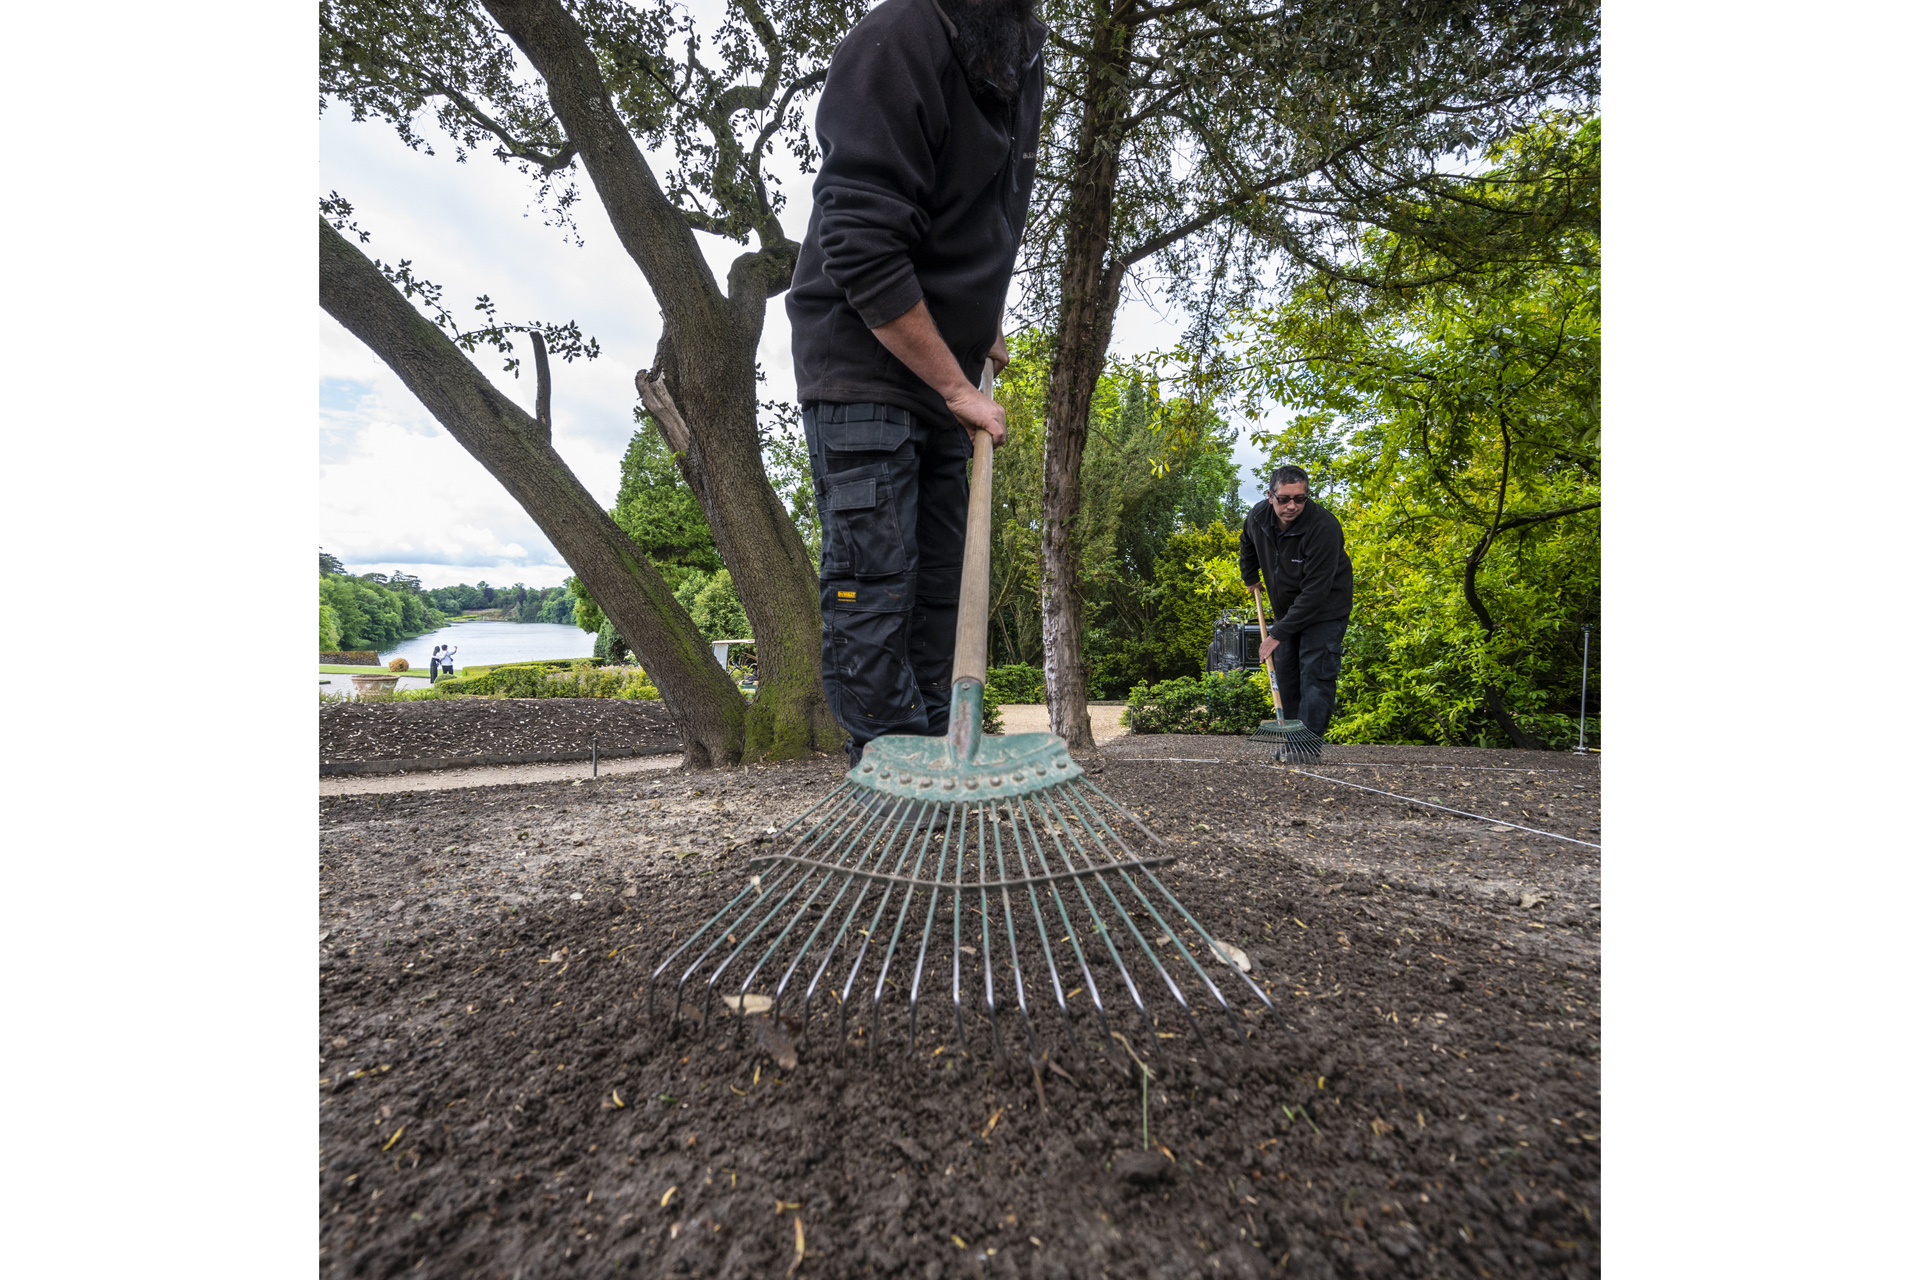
[426,661,659,701]
[981,682,1004,734]
[1124,671,1271,735]
[985,663,1046,705]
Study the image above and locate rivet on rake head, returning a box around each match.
[942,778,956,791]
[964,778,980,790]
[878,769,891,779]
[1056,760,1070,770]
[1012,771,1026,783]
[861,763,875,773]
[990,776,1003,787]
[918,776,933,788]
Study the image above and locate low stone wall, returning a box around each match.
[321,650,379,665]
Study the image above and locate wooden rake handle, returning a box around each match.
[951,365,996,685]
[1251,583,1284,720]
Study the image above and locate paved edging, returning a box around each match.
[320,744,683,776]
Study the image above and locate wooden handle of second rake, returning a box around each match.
[1251,583,1285,719]
[951,366,996,686]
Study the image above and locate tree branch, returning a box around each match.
[481,0,729,339]
[530,329,552,438]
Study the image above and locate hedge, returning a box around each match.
[1123,671,1272,735]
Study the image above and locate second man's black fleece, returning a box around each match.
[1239,498,1355,636]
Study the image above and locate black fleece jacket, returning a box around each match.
[785,0,1046,427]
[1239,499,1355,636]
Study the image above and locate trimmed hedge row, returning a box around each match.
[430,661,658,701]
[320,650,378,665]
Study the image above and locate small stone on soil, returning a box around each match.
[1114,1150,1172,1186]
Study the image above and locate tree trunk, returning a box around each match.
[482,0,839,761]
[1459,416,1545,751]
[1037,11,1132,752]
[320,218,747,766]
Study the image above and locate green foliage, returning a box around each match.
[320,547,347,575]
[1226,115,1600,748]
[1124,671,1271,735]
[318,573,447,651]
[980,683,1004,736]
[569,575,606,636]
[759,405,820,571]
[614,418,723,594]
[320,601,342,651]
[987,333,1244,697]
[984,664,1046,705]
[674,568,749,643]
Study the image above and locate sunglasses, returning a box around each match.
[1270,492,1309,506]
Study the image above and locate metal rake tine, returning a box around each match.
[977,805,1004,1062]
[907,804,959,1050]
[1043,786,1222,1050]
[754,797,919,1021]
[653,784,864,1019]
[1037,802,1149,1022]
[951,803,970,1048]
[1014,797,1113,1049]
[701,794,894,1021]
[866,800,946,1040]
[1058,781,1275,1026]
[777,796,923,1026]
[821,800,936,1041]
[775,779,859,841]
[1007,794,1091,1047]
[1033,788,1195,1036]
[661,855,812,1030]
[988,803,1039,1061]
[1004,799,1072,1019]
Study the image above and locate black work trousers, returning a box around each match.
[1270,616,1348,737]
[803,402,970,750]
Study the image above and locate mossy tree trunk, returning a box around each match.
[481,0,840,762]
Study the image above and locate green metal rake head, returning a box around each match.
[1249,717,1325,763]
[648,678,1280,1063]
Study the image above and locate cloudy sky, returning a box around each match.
[318,27,1273,589]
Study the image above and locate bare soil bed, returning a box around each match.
[321,699,682,765]
[319,738,1599,1279]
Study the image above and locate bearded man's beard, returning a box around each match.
[949,0,1035,103]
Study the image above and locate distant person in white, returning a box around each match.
[437,645,457,682]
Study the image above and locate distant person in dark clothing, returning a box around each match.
[1240,466,1355,744]
[786,0,1046,765]
[429,645,445,682]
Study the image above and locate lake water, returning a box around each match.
[380,620,596,671]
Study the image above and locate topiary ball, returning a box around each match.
[388,658,410,672]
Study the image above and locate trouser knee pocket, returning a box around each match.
[820,462,907,579]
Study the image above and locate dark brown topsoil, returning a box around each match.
[321,700,683,764]
[320,738,1599,1279]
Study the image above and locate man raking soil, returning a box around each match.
[785,0,1045,767]
[1240,465,1355,761]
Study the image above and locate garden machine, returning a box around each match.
[649,370,1277,1063]
[1246,584,1324,763]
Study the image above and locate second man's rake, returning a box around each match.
[1245,583,1324,764]
[650,371,1278,1061]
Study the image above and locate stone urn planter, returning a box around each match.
[349,673,403,697]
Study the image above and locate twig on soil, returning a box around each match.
[1110,1033,1156,1151]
